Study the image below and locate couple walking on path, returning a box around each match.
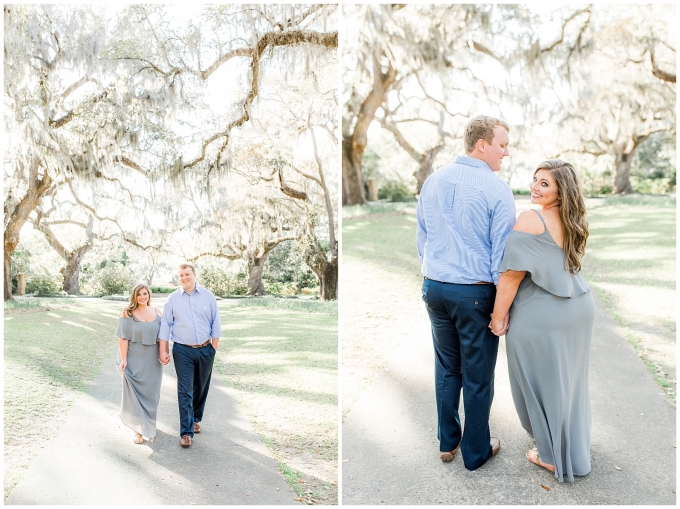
[418,115,595,482]
[116,262,221,448]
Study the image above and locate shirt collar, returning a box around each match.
[455,155,493,172]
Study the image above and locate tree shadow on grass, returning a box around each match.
[215,362,336,406]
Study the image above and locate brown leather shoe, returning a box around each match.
[440,445,460,462]
[491,437,500,456]
[180,435,192,447]
[194,422,201,434]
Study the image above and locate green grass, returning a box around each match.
[3,299,121,498]
[4,297,77,310]
[582,196,676,400]
[342,201,416,219]
[235,296,337,315]
[592,194,676,207]
[213,300,338,502]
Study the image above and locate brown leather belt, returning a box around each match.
[424,277,492,285]
[189,340,211,348]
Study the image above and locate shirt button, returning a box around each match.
[475,301,478,305]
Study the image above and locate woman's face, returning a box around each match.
[136,288,150,306]
[530,169,560,208]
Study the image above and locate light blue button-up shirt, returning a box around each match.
[158,284,221,345]
[416,155,516,285]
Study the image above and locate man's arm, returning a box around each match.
[158,298,173,364]
[210,295,222,352]
[489,191,516,285]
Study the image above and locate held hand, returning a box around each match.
[488,313,510,336]
[119,359,127,371]
[159,352,170,365]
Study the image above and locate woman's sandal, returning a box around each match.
[134,433,144,444]
[526,448,555,472]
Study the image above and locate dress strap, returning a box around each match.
[531,209,548,228]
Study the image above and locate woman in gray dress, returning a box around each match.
[489,159,595,483]
[116,284,164,444]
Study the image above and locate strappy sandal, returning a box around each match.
[134,433,144,444]
[526,448,555,472]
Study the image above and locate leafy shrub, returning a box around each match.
[92,264,135,296]
[149,286,176,294]
[299,269,318,289]
[378,181,415,202]
[200,266,247,297]
[630,176,673,195]
[263,279,300,296]
[25,271,63,295]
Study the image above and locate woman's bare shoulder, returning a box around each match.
[120,309,131,318]
[512,210,545,235]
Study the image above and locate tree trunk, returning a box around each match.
[613,149,634,194]
[318,255,338,301]
[60,245,91,294]
[246,255,267,296]
[4,163,52,300]
[342,138,366,206]
[414,145,444,194]
[342,56,397,206]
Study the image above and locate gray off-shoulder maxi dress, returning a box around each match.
[500,211,595,483]
[115,315,163,440]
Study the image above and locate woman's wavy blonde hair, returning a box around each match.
[123,284,152,320]
[534,160,589,274]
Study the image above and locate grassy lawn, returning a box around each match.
[3,298,120,499]
[215,298,338,504]
[581,195,676,401]
[4,296,338,504]
[341,196,676,418]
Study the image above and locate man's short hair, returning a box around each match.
[179,263,196,275]
[464,115,510,154]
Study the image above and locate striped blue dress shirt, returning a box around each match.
[416,155,516,285]
[158,284,222,345]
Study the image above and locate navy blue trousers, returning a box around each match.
[422,278,499,470]
[172,342,216,438]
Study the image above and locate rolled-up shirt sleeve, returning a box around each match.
[158,298,173,341]
[210,296,221,338]
[489,191,517,285]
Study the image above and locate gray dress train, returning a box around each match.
[500,210,595,483]
[115,314,163,440]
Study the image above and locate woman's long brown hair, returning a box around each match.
[534,160,589,274]
[123,284,153,320]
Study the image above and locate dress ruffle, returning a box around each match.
[115,316,160,345]
[500,230,590,298]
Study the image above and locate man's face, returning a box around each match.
[480,125,509,172]
[179,267,196,292]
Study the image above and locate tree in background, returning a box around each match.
[5,4,338,300]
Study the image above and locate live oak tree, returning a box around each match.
[342,4,518,204]
[536,5,675,194]
[4,4,337,300]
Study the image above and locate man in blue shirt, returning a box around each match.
[417,115,516,470]
[159,263,222,448]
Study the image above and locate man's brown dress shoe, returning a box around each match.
[194,422,201,433]
[491,437,500,456]
[440,445,460,462]
[180,435,192,447]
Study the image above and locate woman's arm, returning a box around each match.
[489,270,526,335]
[118,337,129,370]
